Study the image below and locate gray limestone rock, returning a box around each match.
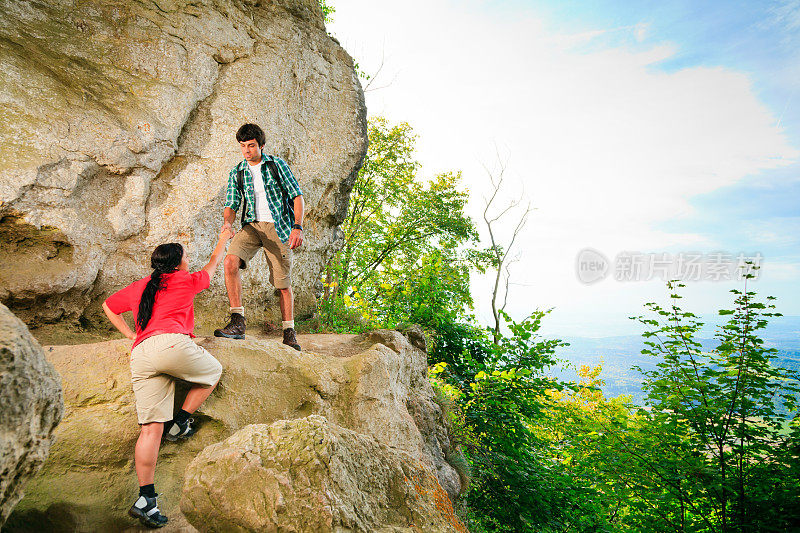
[0,304,63,527]
[5,331,461,531]
[0,0,368,325]
[181,416,468,533]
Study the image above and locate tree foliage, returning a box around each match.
[537,280,800,533]
[319,117,478,332]
[430,311,588,531]
[318,0,335,24]
[621,279,800,532]
[429,281,800,532]
[313,111,800,533]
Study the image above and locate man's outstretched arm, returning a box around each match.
[288,195,305,249]
[222,168,241,234]
[222,207,237,235]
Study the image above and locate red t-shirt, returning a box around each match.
[105,270,210,349]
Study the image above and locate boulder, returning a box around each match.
[0,0,368,325]
[0,304,63,527]
[182,415,467,532]
[4,331,461,532]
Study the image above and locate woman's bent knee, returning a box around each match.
[140,422,164,436]
[212,360,223,384]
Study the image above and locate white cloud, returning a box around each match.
[767,0,800,38]
[329,0,799,329]
[634,22,649,43]
[743,216,800,246]
[764,261,800,281]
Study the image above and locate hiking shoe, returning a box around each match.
[128,494,168,528]
[164,417,196,442]
[283,327,301,351]
[214,313,245,339]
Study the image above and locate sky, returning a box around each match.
[328,0,800,337]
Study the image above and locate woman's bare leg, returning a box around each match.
[181,381,219,413]
[135,422,164,486]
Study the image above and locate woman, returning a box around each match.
[102,228,232,528]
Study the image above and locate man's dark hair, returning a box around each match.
[236,123,265,147]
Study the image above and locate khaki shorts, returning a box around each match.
[228,221,293,289]
[130,333,223,424]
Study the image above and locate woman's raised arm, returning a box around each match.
[202,227,234,279]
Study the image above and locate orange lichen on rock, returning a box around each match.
[406,458,468,533]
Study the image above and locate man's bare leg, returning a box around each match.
[278,286,294,321]
[279,286,300,350]
[224,254,242,307]
[214,254,246,338]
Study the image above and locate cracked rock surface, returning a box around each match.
[182,415,467,533]
[0,0,368,324]
[4,331,462,532]
[0,304,63,528]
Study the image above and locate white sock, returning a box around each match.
[230,306,244,316]
[282,320,295,330]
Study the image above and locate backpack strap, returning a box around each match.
[266,160,285,195]
[266,159,296,222]
[238,159,291,228]
[236,167,247,226]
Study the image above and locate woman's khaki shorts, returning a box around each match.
[227,221,292,289]
[130,333,223,424]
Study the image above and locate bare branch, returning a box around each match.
[500,257,517,314]
[362,43,399,93]
[480,150,532,344]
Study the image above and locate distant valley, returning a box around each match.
[549,315,800,405]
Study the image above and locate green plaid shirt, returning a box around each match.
[224,154,303,243]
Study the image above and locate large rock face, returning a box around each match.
[182,415,467,533]
[0,0,368,325]
[0,304,63,527]
[4,331,462,532]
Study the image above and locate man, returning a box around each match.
[214,123,304,351]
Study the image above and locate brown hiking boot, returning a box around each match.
[282,327,301,351]
[214,313,245,339]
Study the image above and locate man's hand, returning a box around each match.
[219,226,234,242]
[288,228,303,249]
[222,221,235,238]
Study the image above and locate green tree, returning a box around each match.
[319,0,335,24]
[574,277,800,532]
[319,117,478,332]
[543,364,640,532]
[432,311,588,532]
[314,111,800,533]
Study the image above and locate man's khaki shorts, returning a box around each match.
[228,221,293,289]
[130,333,223,424]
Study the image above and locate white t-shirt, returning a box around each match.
[249,161,274,223]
